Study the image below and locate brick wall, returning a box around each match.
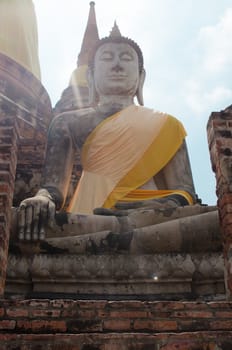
[0,107,19,296]
[207,107,232,298]
[1,299,232,349]
[0,53,52,296]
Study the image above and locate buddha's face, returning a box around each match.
[93,42,140,97]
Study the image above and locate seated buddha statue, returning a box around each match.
[18,24,201,241]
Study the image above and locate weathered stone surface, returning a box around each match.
[8,204,223,297]
[208,107,232,299]
[0,52,52,295]
[0,334,231,350]
[10,205,221,255]
[54,85,89,114]
[0,103,19,295]
[19,211,221,255]
[0,52,52,206]
[6,252,224,297]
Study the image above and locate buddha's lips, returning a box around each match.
[108,75,127,79]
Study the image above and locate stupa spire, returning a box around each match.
[78,1,99,66]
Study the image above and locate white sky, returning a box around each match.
[33,0,232,205]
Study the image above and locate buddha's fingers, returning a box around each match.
[18,205,26,240]
[47,201,56,228]
[39,202,49,240]
[25,205,33,240]
[32,202,40,241]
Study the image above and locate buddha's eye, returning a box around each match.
[100,51,114,61]
[120,52,134,61]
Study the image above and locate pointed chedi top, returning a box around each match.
[69,2,99,88]
[109,21,122,38]
[78,1,99,66]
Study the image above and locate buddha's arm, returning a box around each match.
[158,140,196,205]
[40,114,76,209]
[114,140,196,211]
[18,114,76,240]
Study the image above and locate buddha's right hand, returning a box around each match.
[17,190,56,241]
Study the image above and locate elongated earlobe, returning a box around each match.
[87,68,98,106]
[136,69,146,105]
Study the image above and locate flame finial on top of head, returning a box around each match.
[109,21,122,37]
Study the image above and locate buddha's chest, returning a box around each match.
[71,113,108,150]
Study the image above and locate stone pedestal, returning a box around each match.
[6,252,225,299]
[0,52,52,296]
[207,106,232,299]
[6,206,224,299]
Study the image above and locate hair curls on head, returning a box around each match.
[88,36,144,73]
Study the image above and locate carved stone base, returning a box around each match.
[6,252,224,299]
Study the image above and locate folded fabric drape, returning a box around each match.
[68,105,191,214]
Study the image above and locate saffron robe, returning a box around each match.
[68,105,193,214]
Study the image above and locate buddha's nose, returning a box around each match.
[111,64,123,73]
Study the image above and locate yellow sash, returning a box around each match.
[68,105,190,214]
[119,189,193,205]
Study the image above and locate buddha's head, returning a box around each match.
[88,23,145,106]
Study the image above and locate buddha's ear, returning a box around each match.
[136,69,146,106]
[87,68,98,106]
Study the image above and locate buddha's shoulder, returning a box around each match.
[55,107,95,120]
[49,107,97,128]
